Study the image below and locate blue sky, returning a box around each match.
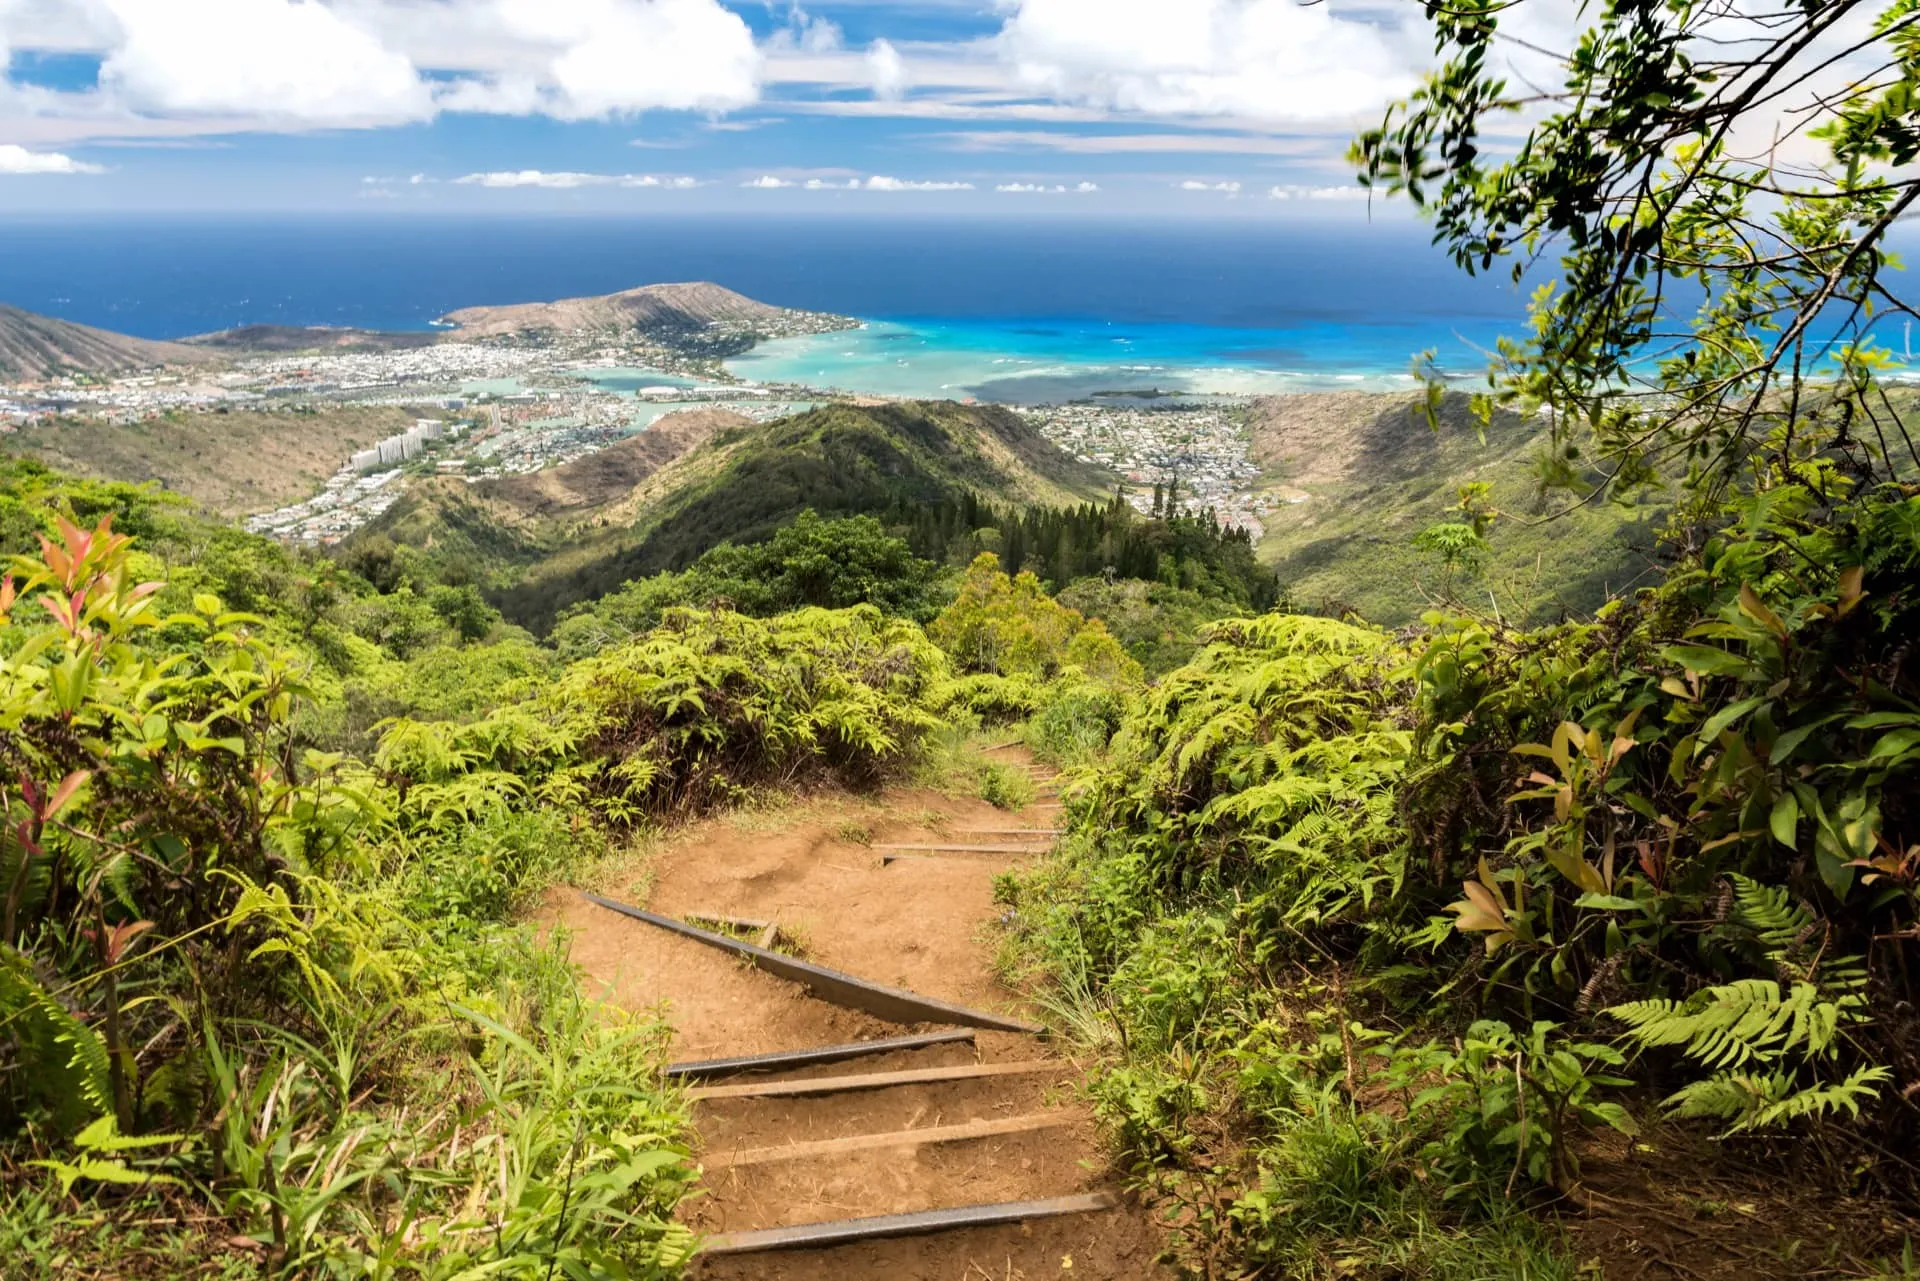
[0,0,1452,214]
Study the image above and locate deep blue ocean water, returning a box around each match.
[0,215,1531,392]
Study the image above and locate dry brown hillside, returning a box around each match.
[8,405,453,516]
[478,409,749,517]
[0,304,214,381]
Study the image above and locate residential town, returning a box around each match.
[4,331,1276,546]
[1016,400,1277,539]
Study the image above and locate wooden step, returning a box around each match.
[950,828,1062,837]
[705,1112,1073,1168]
[874,843,1052,854]
[698,1190,1119,1256]
[883,851,1043,866]
[585,893,1043,1034]
[688,1060,1070,1102]
[665,1029,976,1080]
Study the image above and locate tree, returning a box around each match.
[1357,0,1920,498]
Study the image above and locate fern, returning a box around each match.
[0,947,113,1130]
[1607,978,1888,1132]
[1720,873,1868,991]
[1608,979,1854,1069]
[1664,1064,1892,1134]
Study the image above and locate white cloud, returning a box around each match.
[4,0,765,133]
[997,0,1417,125]
[1179,179,1240,192]
[768,3,842,53]
[863,175,974,191]
[742,175,793,188]
[935,129,1321,156]
[93,0,432,123]
[1269,183,1366,200]
[0,144,104,174]
[803,177,859,189]
[453,169,694,188]
[996,180,1099,193]
[97,0,435,124]
[867,38,908,101]
[495,0,762,118]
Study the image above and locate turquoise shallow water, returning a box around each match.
[726,315,1514,403]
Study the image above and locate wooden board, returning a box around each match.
[704,1112,1073,1167]
[698,1191,1119,1256]
[688,1060,1071,1101]
[664,1029,976,1080]
[583,893,1044,1034]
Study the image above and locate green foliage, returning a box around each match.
[1056,576,1245,675]
[1392,1020,1635,1196]
[1026,678,1129,768]
[551,509,944,659]
[929,553,1141,686]
[909,491,1281,613]
[380,604,949,823]
[485,400,1111,629]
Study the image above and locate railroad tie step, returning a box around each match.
[698,1190,1120,1256]
[664,1029,977,1081]
[688,1059,1072,1102]
[704,1112,1073,1168]
[874,843,1052,854]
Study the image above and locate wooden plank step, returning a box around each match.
[688,1060,1070,1102]
[665,1029,975,1081]
[951,828,1062,836]
[883,851,1043,866]
[705,1112,1073,1168]
[874,843,1052,854]
[699,1191,1119,1256]
[584,893,1043,1034]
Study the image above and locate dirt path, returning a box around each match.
[543,753,1169,1279]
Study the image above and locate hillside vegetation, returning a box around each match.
[0,303,214,381]
[361,399,1116,631]
[9,403,460,515]
[1251,391,1667,624]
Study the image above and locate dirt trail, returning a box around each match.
[544,752,1170,1279]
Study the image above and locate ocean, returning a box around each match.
[0,214,1535,396]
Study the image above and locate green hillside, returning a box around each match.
[1250,391,1669,623]
[358,399,1115,631]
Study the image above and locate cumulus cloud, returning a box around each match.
[453,169,694,188]
[98,0,434,124]
[863,175,974,191]
[742,174,792,188]
[0,144,105,174]
[1179,179,1240,192]
[803,177,859,189]
[491,0,762,118]
[5,0,764,132]
[996,180,1099,193]
[867,39,908,101]
[997,0,1417,124]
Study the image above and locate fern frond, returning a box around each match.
[1664,1064,1891,1134]
[1607,979,1858,1070]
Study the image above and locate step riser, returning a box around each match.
[706,1112,1073,1168]
[698,1191,1119,1256]
[688,1060,1070,1102]
[665,1029,976,1081]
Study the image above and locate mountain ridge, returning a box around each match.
[0,304,216,381]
